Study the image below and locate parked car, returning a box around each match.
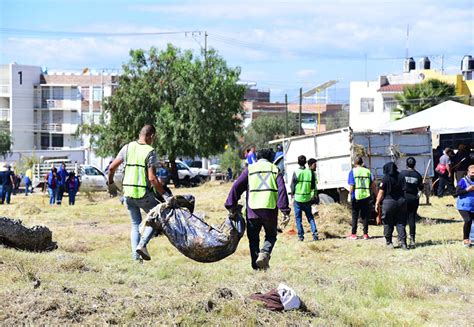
[184,160,210,180]
[79,165,108,192]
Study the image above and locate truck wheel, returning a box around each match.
[318,193,335,204]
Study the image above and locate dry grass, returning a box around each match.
[0,185,473,326]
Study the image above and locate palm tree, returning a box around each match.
[394,79,464,118]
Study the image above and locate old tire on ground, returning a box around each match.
[0,217,57,251]
[318,193,335,205]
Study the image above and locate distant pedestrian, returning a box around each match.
[400,157,423,248]
[376,162,408,249]
[1,164,15,204]
[347,157,377,240]
[56,162,68,205]
[66,171,80,205]
[455,165,474,248]
[226,167,233,182]
[246,146,257,165]
[291,155,318,241]
[46,167,59,205]
[24,167,33,195]
[436,148,455,197]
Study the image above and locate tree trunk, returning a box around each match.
[0,217,57,251]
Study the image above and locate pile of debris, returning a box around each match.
[0,217,57,251]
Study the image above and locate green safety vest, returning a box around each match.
[122,141,154,199]
[353,166,371,200]
[248,160,279,209]
[294,168,314,203]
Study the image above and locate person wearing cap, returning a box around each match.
[65,171,80,205]
[400,157,424,248]
[225,148,290,270]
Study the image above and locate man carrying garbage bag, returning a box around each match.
[107,124,171,262]
[225,148,291,270]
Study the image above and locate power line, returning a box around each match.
[0,28,205,38]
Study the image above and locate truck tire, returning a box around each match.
[318,193,335,205]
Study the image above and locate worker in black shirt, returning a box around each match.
[400,157,423,249]
[375,162,408,249]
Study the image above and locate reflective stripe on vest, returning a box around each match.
[248,160,279,209]
[456,177,474,212]
[295,168,313,203]
[122,141,154,199]
[353,166,371,200]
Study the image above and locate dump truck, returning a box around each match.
[270,127,434,204]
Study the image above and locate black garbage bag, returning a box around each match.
[146,195,245,263]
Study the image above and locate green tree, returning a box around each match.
[88,44,245,162]
[244,113,299,149]
[324,108,349,131]
[219,147,243,176]
[394,79,464,117]
[0,130,12,157]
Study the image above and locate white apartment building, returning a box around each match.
[349,56,474,132]
[0,63,118,167]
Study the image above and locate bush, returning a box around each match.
[219,148,243,177]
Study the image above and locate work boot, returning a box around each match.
[136,245,151,261]
[409,236,416,249]
[256,251,270,270]
[313,233,319,241]
[400,239,409,250]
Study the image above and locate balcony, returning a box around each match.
[0,85,10,95]
[33,123,79,134]
[34,99,81,111]
[0,108,10,121]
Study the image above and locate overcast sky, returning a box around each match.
[1,0,473,102]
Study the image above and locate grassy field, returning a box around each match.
[0,183,473,326]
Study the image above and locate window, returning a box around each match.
[81,86,90,101]
[52,87,64,100]
[360,98,374,112]
[41,88,50,107]
[41,133,49,149]
[71,86,80,100]
[52,135,64,148]
[93,86,102,101]
[383,98,397,112]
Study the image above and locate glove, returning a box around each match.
[280,214,290,229]
[107,182,118,197]
[227,207,239,221]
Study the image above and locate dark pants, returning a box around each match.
[68,190,77,205]
[382,197,407,245]
[247,217,277,270]
[57,185,66,204]
[438,174,454,197]
[406,196,419,239]
[351,197,370,235]
[1,185,13,204]
[458,210,474,240]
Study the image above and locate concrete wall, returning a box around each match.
[10,64,42,150]
[349,81,390,132]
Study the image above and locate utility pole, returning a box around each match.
[299,87,302,135]
[441,54,444,74]
[285,94,288,136]
[204,31,208,63]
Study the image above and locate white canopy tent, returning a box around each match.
[382,100,474,134]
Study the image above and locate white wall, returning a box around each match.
[10,64,42,150]
[349,81,390,132]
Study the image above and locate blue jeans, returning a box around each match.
[125,192,160,260]
[48,186,58,205]
[68,190,77,205]
[25,182,32,195]
[2,185,13,204]
[294,201,318,240]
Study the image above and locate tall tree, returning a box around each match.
[244,113,299,149]
[394,79,463,117]
[89,45,245,163]
[0,130,12,157]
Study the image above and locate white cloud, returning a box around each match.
[296,69,317,80]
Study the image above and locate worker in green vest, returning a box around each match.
[107,124,171,262]
[347,156,377,240]
[291,155,318,241]
[225,148,290,270]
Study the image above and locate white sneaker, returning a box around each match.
[256,251,270,270]
[136,245,151,261]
